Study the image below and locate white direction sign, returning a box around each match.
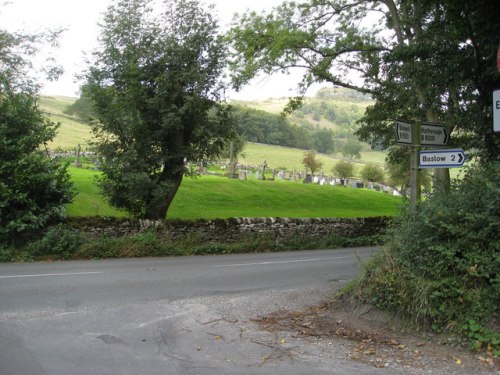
[494,89,500,133]
[420,123,448,146]
[419,149,466,168]
[395,121,413,145]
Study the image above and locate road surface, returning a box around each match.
[0,247,396,374]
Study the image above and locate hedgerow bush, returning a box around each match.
[25,224,85,259]
[356,162,499,353]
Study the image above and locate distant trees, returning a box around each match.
[311,129,335,154]
[360,165,384,183]
[83,0,235,219]
[333,161,354,179]
[0,24,73,242]
[341,139,363,160]
[302,150,323,175]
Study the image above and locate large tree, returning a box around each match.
[227,0,500,190]
[0,25,72,243]
[84,0,235,219]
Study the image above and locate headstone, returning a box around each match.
[238,170,247,180]
[320,178,326,186]
[74,144,82,167]
[313,176,319,183]
[198,164,207,175]
[260,160,268,180]
[303,174,313,183]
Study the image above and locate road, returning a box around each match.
[0,247,396,375]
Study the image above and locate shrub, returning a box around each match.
[356,162,500,351]
[26,224,85,259]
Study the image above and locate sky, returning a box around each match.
[1,0,325,100]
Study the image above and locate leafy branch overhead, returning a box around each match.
[227,0,500,169]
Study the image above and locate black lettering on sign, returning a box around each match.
[496,100,500,110]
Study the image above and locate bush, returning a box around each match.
[356,163,500,351]
[26,224,85,259]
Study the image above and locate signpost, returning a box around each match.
[494,89,500,133]
[395,120,413,145]
[395,119,459,208]
[420,123,448,146]
[419,149,466,168]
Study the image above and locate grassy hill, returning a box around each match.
[239,143,385,177]
[38,96,94,150]
[67,167,402,219]
[40,93,386,174]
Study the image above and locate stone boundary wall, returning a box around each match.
[66,217,391,243]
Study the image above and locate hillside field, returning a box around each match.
[67,167,402,219]
[40,95,388,176]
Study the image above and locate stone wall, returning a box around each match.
[66,217,390,243]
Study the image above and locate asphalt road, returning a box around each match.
[0,247,396,375]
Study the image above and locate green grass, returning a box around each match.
[38,96,94,150]
[67,166,402,219]
[67,167,127,217]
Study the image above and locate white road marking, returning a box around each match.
[0,271,104,279]
[213,255,353,268]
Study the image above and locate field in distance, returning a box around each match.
[67,167,402,219]
[39,95,387,176]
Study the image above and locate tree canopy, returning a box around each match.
[84,0,235,219]
[0,21,72,243]
[302,150,323,175]
[227,0,500,189]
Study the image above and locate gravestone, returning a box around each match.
[303,174,313,183]
[74,144,82,168]
[238,170,247,180]
[260,160,267,180]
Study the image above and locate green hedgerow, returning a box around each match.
[356,162,500,351]
[26,224,85,259]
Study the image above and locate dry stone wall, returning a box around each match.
[67,217,390,243]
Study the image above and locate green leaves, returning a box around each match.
[85,0,236,219]
[0,89,73,243]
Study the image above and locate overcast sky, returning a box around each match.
[1,0,324,100]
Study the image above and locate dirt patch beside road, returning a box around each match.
[253,294,499,374]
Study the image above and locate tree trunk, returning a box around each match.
[432,168,450,193]
[144,173,183,220]
[144,129,186,220]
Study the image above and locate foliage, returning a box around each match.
[333,161,355,179]
[233,105,313,149]
[3,227,382,262]
[311,129,335,154]
[357,163,500,349]
[302,150,323,175]
[84,0,235,219]
[385,148,432,194]
[63,86,95,123]
[26,224,84,259]
[341,139,363,159]
[0,23,73,243]
[227,0,500,191]
[360,164,384,183]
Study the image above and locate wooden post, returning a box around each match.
[410,123,421,208]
